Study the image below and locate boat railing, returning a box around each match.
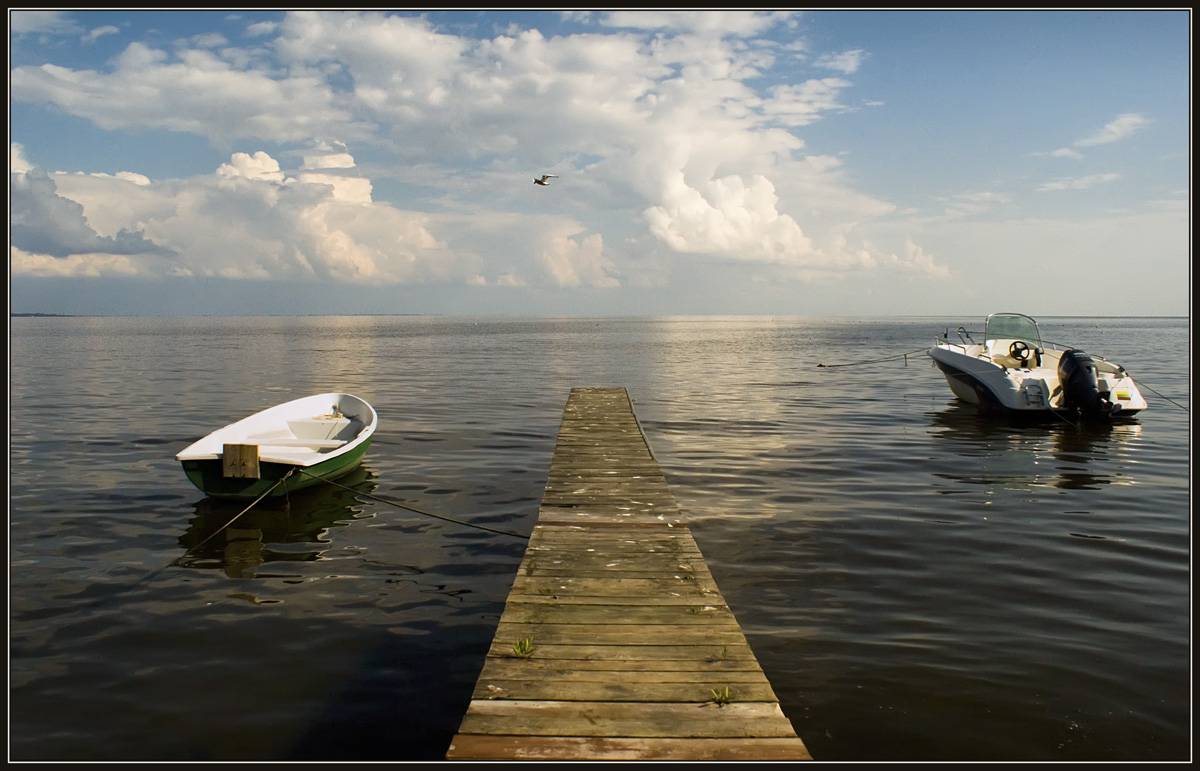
[1039,338,1073,351]
[934,338,970,354]
[935,327,979,347]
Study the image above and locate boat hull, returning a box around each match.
[931,357,1010,411]
[181,437,372,499]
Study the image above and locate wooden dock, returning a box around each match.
[445,387,811,761]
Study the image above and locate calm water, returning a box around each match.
[8,316,1191,761]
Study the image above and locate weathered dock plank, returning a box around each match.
[445,387,811,761]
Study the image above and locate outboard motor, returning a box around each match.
[1057,349,1109,417]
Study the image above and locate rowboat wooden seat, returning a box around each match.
[257,439,346,449]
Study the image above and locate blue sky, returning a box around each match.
[9,10,1190,316]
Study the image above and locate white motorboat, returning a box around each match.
[928,313,1147,419]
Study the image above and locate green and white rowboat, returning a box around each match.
[177,392,377,499]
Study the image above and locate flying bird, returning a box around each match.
[533,174,558,186]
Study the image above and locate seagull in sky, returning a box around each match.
[533,174,558,186]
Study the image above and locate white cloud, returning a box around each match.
[539,231,619,288]
[188,32,230,49]
[644,173,815,263]
[10,246,142,278]
[11,142,34,174]
[10,11,951,294]
[10,41,361,146]
[217,151,286,181]
[814,49,865,74]
[295,173,373,204]
[937,191,1012,218]
[895,238,950,277]
[12,151,451,284]
[1037,173,1121,192]
[764,78,851,126]
[302,141,356,170]
[814,231,950,279]
[10,10,80,36]
[1076,113,1149,147]
[83,25,120,44]
[112,171,152,185]
[10,167,169,260]
[1045,113,1151,159]
[596,10,797,37]
[246,20,278,37]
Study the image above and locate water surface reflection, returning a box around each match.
[927,404,1142,491]
[178,467,378,577]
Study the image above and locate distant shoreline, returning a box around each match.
[9,312,1189,320]
[11,312,78,317]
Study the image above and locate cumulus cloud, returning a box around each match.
[10,11,952,292]
[302,141,356,169]
[539,231,619,288]
[11,143,34,174]
[296,173,374,204]
[645,173,815,263]
[10,167,171,260]
[217,151,286,181]
[296,143,373,202]
[894,238,950,277]
[11,149,457,284]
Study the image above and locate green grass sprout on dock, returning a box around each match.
[708,686,734,706]
[511,638,537,658]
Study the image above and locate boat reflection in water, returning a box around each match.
[177,466,377,578]
[927,403,1141,492]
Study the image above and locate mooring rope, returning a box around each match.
[816,347,928,368]
[85,470,302,594]
[1136,381,1189,412]
[295,467,529,540]
[168,468,298,568]
[132,462,525,591]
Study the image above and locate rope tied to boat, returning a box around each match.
[295,467,529,540]
[1135,381,1189,412]
[168,469,298,567]
[817,347,928,368]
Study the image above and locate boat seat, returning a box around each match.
[259,439,346,448]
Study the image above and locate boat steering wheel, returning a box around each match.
[1009,341,1031,362]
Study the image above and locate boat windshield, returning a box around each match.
[984,313,1042,346]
